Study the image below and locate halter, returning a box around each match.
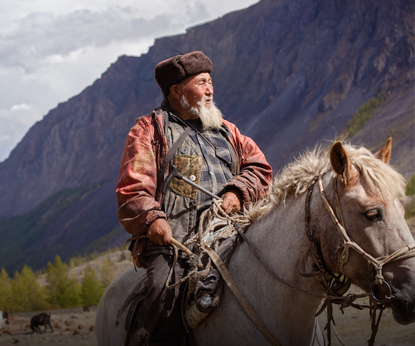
[304,173,415,345]
[314,174,415,300]
[168,172,415,346]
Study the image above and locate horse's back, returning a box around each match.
[96,266,145,346]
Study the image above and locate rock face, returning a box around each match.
[0,0,413,271]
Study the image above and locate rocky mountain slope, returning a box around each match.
[0,0,413,272]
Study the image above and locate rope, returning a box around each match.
[135,172,415,346]
[317,176,415,285]
[331,322,346,346]
[165,242,199,289]
[165,200,250,289]
[311,173,415,346]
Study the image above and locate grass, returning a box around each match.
[406,174,415,196]
[343,88,388,138]
[405,174,415,220]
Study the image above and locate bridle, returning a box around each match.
[305,173,415,345]
[309,174,415,302]
[173,172,415,346]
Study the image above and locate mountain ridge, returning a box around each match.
[0,0,413,272]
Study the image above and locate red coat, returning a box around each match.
[116,109,273,256]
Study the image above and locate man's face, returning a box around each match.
[180,72,213,110]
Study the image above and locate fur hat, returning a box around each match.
[155,51,213,96]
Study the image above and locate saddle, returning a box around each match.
[116,267,230,346]
[117,207,249,346]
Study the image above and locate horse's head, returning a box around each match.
[319,138,415,325]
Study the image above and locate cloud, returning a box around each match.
[0,1,215,72]
[0,103,42,160]
[1,10,166,71]
[0,0,259,162]
[11,103,31,112]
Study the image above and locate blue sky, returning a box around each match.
[0,0,258,162]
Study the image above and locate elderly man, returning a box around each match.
[116,51,272,345]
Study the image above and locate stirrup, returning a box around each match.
[185,300,209,329]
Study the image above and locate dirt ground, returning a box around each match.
[0,300,414,346]
[316,296,415,346]
[2,239,414,346]
[0,306,98,346]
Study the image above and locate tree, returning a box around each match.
[0,268,13,312]
[46,255,80,308]
[10,266,49,312]
[20,265,49,311]
[100,257,115,288]
[10,271,24,312]
[81,265,104,306]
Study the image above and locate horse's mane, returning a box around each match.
[249,143,407,222]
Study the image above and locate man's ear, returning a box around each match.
[169,84,181,100]
[374,137,392,164]
[330,141,352,186]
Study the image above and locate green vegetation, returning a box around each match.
[344,89,388,138]
[405,174,415,220]
[406,174,415,196]
[100,258,115,289]
[0,250,125,313]
[47,256,81,309]
[81,265,104,306]
[69,243,125,268]
[406,202,415,220]
[11,266,49,312]
[0,269,13,312]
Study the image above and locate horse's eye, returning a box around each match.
[365,209,381,221]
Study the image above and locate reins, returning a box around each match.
[316,175,415,287]
[164,173,415,346]
[306,174,415,346]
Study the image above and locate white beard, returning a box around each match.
[180,95,223,131]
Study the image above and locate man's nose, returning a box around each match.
[206,83,213,95]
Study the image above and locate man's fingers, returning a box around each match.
[221,200,230,213]
[222,196,239,214]
[163,231,172,246]
[222,190,242,214]
[147,218,172,246]
[224,205,232,214]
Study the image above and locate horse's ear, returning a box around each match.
[330,141,352,186]
[374,137,392,164]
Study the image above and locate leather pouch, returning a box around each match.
[170,155,202,199]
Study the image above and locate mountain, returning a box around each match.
[0,0,413,273]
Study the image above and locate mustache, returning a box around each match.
[179,94,223,130]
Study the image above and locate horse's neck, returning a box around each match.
[239,194,315,282]
[225,194,323,344]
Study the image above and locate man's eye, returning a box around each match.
[365,209,381,221]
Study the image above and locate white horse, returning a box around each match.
[96,139,415,346]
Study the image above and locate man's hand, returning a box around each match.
[147,218,172,246]
[221,189,243,214]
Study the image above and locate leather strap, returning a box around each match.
[202,244,282,346]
